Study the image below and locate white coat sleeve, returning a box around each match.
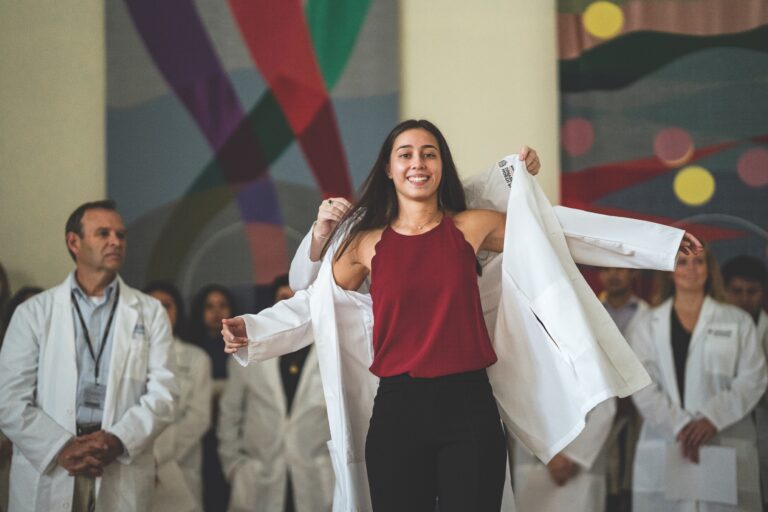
[0,304,72,474]
[629,313,693,441]
[217,358,248,479]
[699,316,768,431]
[108,302,178,463]
[174,352,212,462]
[553,206,684,271]
[289,229,322,291]
[561,398,617,469]
[233,289,315,366]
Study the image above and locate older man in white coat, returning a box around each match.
[0,200,177,512]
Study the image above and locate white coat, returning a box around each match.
[236,156,685,511]
[0,275,177,512]
[754,310,768,506]
[218,347,334,512]
[151,339,211,512]
[629,297,768,512]
[513,398,616,512]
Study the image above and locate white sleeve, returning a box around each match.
[0,304,72,474]
[561,398,617,469]
[289,229,322,291]
[553,206,684,271]
[629,313,693,441]
[233,288,315,366]
[108,301,178,463]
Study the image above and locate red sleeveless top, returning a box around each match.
[369,215,498,378]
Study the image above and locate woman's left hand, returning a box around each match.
[679,232,704,255]
[519,146,540,175]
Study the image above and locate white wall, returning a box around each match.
[0,0,559,290]
[0,1,105,289]
[400,0,560,201]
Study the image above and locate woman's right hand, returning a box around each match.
[313,197,352,241]
[310,197,352,261]
[221,317,248,354]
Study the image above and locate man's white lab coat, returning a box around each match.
[234,156,685,511]
[629,298,768,511]
[0,276,177,512]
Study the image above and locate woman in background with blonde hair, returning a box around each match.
[629,243,768,511]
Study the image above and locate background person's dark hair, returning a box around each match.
[64,199,118,261]
[144,281,187,338]
[322,119,478,272]
[269,274,290,304]
[721,255,767,287]
[2,286,44,336]
[188,284,239,345]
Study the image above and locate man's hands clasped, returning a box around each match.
[57,430,124,477]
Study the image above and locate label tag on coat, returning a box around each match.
[80,380,107,412]
[498,159,515,188]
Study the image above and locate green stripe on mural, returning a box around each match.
[306,0,372,89]
[148,91,295,281]
[560,24,768,92]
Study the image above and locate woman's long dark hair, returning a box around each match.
[188,284,238,345]
[324,119,468,261]
[144,281,186,338]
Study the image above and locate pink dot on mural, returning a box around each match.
[562,118,594,157]
[737,148,768,187]
[654,127,694,167]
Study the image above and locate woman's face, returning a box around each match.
[673,252,708,294]
[203,291,231,334]
[149,290,178,331]
[386,128,443,203]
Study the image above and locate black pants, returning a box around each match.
[365,369,507,512]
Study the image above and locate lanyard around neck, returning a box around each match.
[71,284,120,381]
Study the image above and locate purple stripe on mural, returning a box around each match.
[123,0,280,223]
[235,177,283,224]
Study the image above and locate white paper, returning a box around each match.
[664,445,737,505]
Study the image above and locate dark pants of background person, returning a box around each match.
[365,369,507,512]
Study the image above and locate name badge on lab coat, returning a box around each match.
[79,380,107,412]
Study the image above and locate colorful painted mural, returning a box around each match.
[558,0,768,271]
[107,0,398,308]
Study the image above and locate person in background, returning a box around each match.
[189,284,238,512]
[598,268,649,512]
[145,281,212,512]
[218,274,333,512]
[0,285,42,512]
[722,255,768,511]
[629,246,767,511]
[0,199,177,512]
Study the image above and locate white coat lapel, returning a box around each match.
[652,300,682,406]
[687,296,716,353]
[102,277,138,428]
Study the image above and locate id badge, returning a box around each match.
[79,380,107,412]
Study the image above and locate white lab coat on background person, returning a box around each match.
[151,338,211,512]
[233,156,685,511]
[0,276,177,512]
[629,297,768,512]
[513,398,616,512]
[218,348,334,512]
[754,310,768,509]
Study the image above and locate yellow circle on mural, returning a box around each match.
[674,166,715,206]
[583,1,624,39]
